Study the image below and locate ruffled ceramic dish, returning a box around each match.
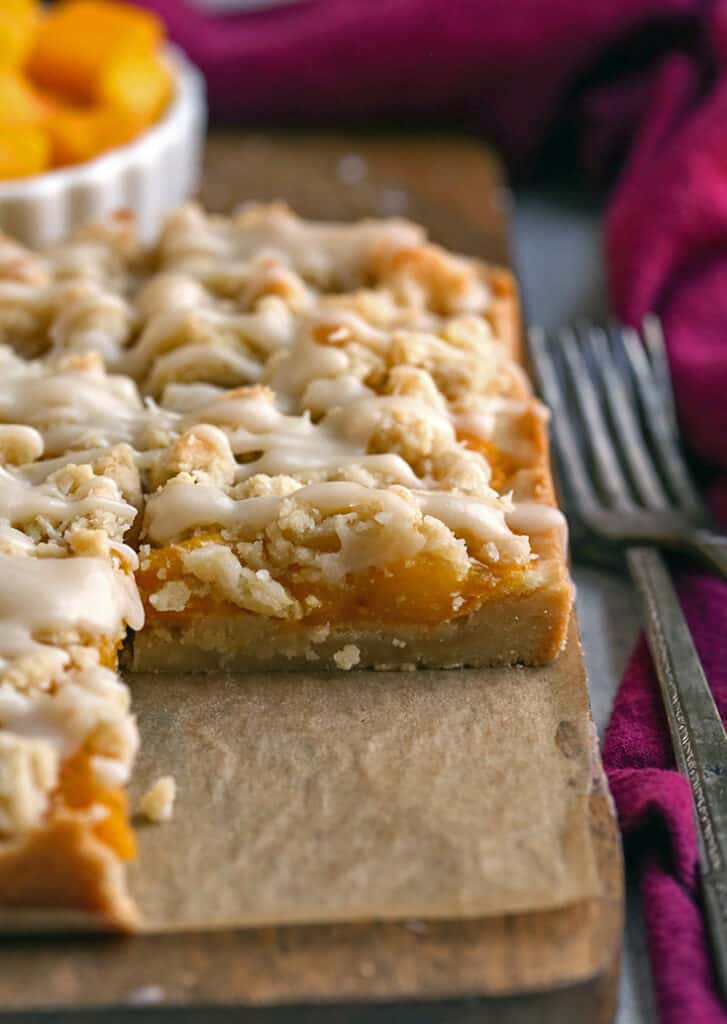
[0,47,206,248]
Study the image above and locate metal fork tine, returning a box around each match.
[531,318,727,583]
[527,325,599,517]
[643,314,679,435]
[559,325,634,509]
[581,325,669,509]
[617,323,702,514]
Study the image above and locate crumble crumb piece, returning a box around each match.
[0,733,58,836]
[392,638,407,648]
[87,803,111,822]
[141,776,176,823]
[0,424,43,465]
[310,623,331,644]
[149,581,191,612]
[333,644,360,670]
[126,985,166,1007]
[485,541,500,562]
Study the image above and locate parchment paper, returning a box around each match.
[122,621,598,932]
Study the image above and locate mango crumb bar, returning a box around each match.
[0,203,572,927]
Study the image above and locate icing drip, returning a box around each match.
[0,465,137,540]
[0,553,143,663]
[158,202,428,291]
[143,477,530,566]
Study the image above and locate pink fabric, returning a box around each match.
[138,1,727,1019]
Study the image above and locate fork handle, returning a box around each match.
[687,529,727,584]
[627,545,727,999]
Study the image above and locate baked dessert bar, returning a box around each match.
[0,531,142,928]
[0,432,142,926]
[0,651,139,929]
[133,335,570,670]
[0,202,573,927]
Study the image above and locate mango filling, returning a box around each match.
[136,536,527,628]
[456,432,514,493]
[54,746,136,860]
[456,410,541,494]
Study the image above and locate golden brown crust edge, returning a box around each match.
[0,816,139,932]
[484,265,522,361]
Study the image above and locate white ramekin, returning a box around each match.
[0,47,207,248]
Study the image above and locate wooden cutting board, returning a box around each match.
[0,135,623,1024]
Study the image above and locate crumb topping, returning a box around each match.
[141,776,176,823]
[333,644,361,670]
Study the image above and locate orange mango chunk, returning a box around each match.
[58,748,137,860]
[0,68,49,122]
[0,0,39,68]
[0,120,49,178]
[45,108,103,166]
[46,105,139,167]
[98,49,172,127]
[27,0,164,103]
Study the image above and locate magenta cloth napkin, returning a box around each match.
[139,1,727,1018]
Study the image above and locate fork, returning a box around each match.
[528,316,727,999]
[529,316,727,577]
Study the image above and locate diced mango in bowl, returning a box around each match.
[98,49,172,126]
[0,0,38,68]
[0,0,172,181]
[45,105,140,167]
[0,68,50,122]
[0,122,48,179]
[28,0,164,102]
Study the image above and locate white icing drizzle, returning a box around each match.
[172,389,426,488]
[0,346,177,455]
[0,424,44,465]
[0,465,136,538]
[0,553,143,662]
[507,502,568,545]
[160,382,225,412]
[0,665,137,765]
[0,348,141,451]
[123,297,297,386]
[143,477,529,565]
[159,202,427,291]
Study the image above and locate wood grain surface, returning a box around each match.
[0,134,623,1024]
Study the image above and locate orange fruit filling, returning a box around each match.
[457,431,514,493]
[55,745,136,860]
[136,536,526,628]
[97,634,122,670]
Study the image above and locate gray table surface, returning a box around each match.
[513,186,658,1024]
